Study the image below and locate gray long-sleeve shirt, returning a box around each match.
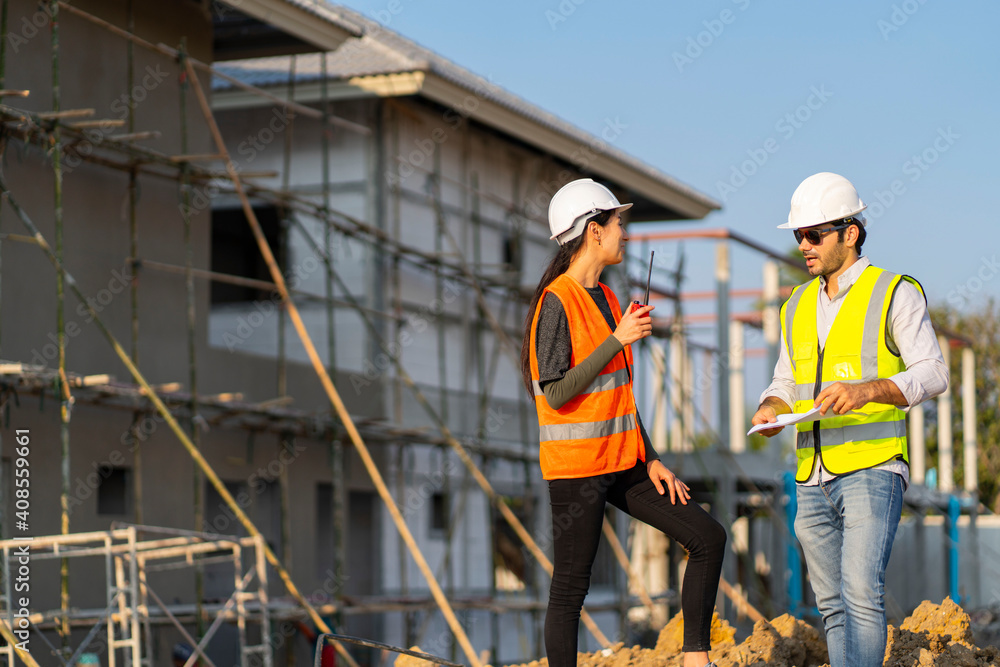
[759,257,949,486]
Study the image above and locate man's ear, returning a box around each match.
[845,223,861,249]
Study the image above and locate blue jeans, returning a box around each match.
[794,469,903,667]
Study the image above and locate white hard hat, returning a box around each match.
[779,172,867,230]
[547,179,632,245]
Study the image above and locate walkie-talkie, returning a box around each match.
[630,250,654,315]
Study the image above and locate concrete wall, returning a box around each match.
[887,514,1000,617]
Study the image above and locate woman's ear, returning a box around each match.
[589,220,601,245]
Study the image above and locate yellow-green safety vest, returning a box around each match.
[781,265,923,482]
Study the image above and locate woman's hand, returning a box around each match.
[614,304,654,346]
[646,459,690,505]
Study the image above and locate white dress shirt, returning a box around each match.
[759,256,949,487]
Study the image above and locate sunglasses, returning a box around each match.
[793,222,852,245]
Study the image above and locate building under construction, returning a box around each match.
[0,2,994,666]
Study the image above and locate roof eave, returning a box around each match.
[217,0,362,53]
[418,73,719,220]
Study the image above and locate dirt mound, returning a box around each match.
[884,598,1000,667]
[496,598,1000,667]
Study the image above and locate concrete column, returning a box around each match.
[909,403,926,485]
[938,335,953,493]
[729,320,746,453]
[670,330,684,453]
[716,242,731,448]
[962,347,978,494]
[763,260,781,374]
[650,342,668,454]
[683,340,695,452]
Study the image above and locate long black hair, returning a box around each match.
[520,210,614,397]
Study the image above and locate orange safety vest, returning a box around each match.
[529,274,644,480]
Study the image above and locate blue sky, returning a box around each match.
[336,0,999,313]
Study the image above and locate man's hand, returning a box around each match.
[646,459,689,505]
[814,378,907,415]
[814,382,872,415]
[751,397,791,438]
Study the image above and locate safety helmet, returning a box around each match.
[779,172,867,230]
[547,179,632,245]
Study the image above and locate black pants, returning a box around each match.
[544,461,726,665]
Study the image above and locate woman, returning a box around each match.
[520,179,726,667]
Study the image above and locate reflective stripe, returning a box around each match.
[539,413,636,443]
[796,418,906,449]
[584,367,631,395]
[861,271,896,380]
[796,430,814,451]
[795,378,864,399]
[532,366,631,398]
[783,284,808,372]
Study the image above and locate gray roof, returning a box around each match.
[215,3,721,215]
[279,0,364,34]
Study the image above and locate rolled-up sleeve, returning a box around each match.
[886,281,949,408]
[758,336,797,411]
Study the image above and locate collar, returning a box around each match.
[819,255,870,299]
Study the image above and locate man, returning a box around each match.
[751,172,948,667]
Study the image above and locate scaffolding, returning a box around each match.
[0,526,272,667]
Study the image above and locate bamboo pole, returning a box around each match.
[0,0,6,546]
[0,617,41,667]
[126,0,143,530]
[718,577,765,624]
[180,59,483,667]
[49,0,72,651]
[600,521,657,612]
[175,41,209,643]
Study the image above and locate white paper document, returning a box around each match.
[746,406,852,436]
